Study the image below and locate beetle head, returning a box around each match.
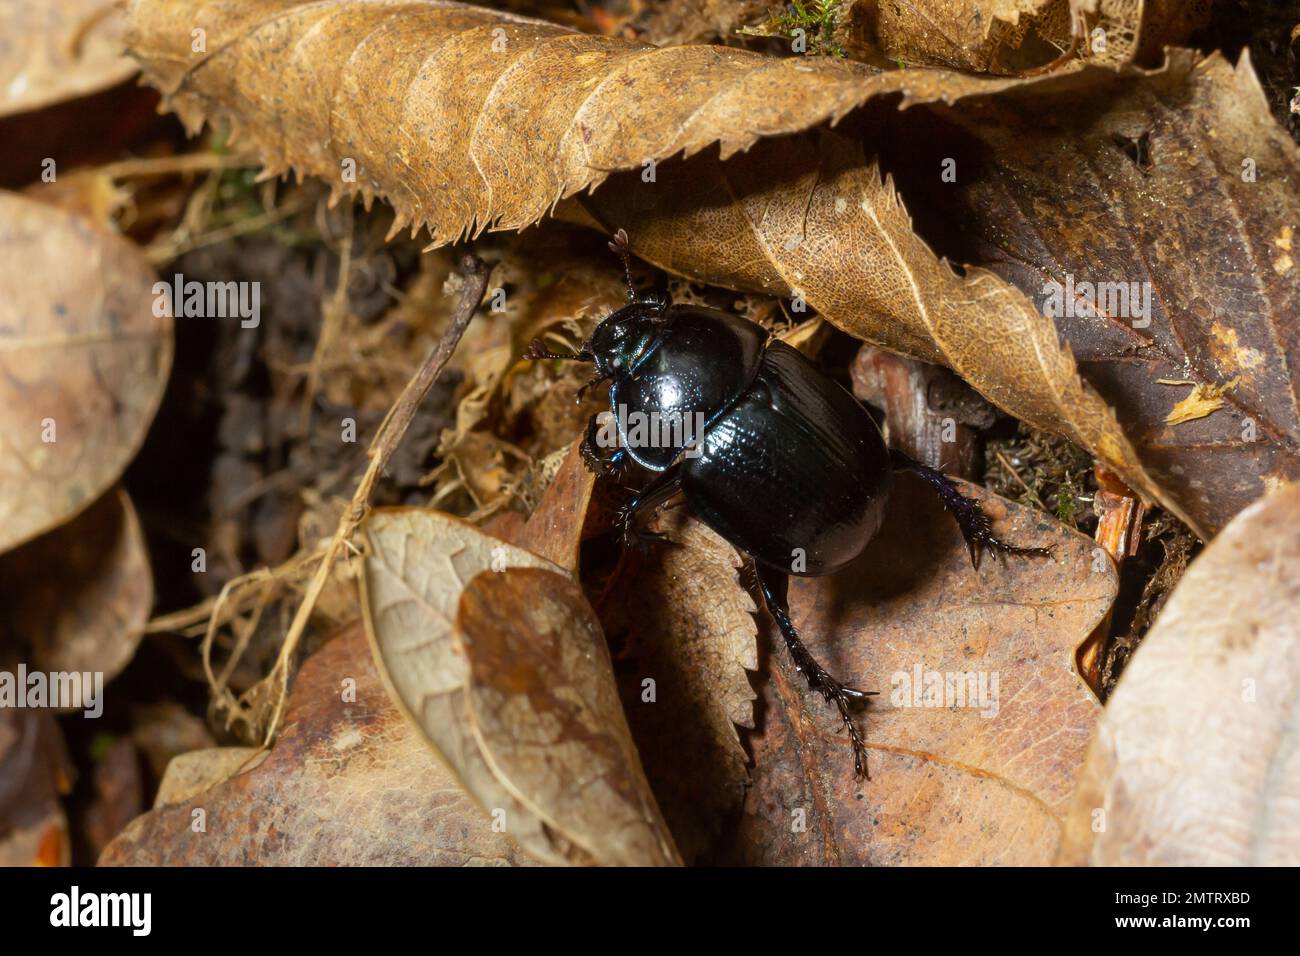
[520,229,671,402]
[585,293,669,378]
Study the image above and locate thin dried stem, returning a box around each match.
[255,253,489,746]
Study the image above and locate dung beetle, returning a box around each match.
[525,230,1051,777]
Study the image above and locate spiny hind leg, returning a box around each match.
[755,562,874,778]
[891,450,1054,570]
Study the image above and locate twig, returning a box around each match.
[97,152,258,181]
[302,201,355,426]
[994,450,1047,511]
[145,191,316,264]
[254,253,489,746]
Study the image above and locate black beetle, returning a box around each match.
[525,230,1051,777]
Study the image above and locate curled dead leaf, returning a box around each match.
[1058,481,1300,866]
[126,0,1049,247]
[881,49,1300,535]
[578,129,1175,529]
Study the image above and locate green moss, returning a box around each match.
[738,1,846,58]
[985,424,1095,532]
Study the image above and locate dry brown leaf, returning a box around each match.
[0,191,172,554]
[360,508,680,865]
[0,0,137,117]
[82,736,145,861]
[1058,482,1300,866]
[490,433,723,860]
[883,49,1300,536]
[600,507,758,863]
[728,476,1113,865]
[510,439,595,573]
[576,129,1178,528]
[152,747,263,807]
[129,701,218,782]
[841,0,1206,73]
[126,0,1048,247]
[100,623,535,865]
[458,567,680,863]
[0,710,73,866]
[0,487,151,685]
[846,0,1064,72]
[635,0,770,49]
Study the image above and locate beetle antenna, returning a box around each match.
[608,228,637,302]
[576,370,614,403]
[524,337,591,363]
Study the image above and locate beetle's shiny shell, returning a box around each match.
[681,340,892,576]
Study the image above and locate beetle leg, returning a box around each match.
[616,465,683,549]
[755,564,874,779]
[891,451,1054,570]
[580,413,628,480]
[575,369,614,403]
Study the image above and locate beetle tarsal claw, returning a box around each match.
[820,679,873,779]
[893,452,1054,571]
[616,510,673,552]
[840,685,877,704]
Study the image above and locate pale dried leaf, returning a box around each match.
[153,747,263,808]
[360,508,680,865]
[0,0,136,117]
[458,566,681,866]
[1058,481,1300,866]
[0,191,172,554]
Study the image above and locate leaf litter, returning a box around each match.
[5,0,1298,867]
